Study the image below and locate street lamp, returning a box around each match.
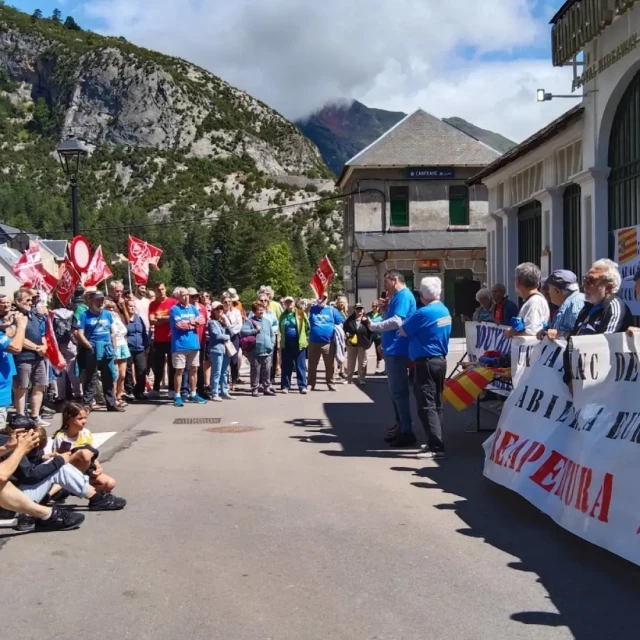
[536,88,596,102]
[56,137,88,237]
[213,247,222,295]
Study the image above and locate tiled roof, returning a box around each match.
[340,109,502,181]
[41,239,68,261]
[355,230,486,252]
[0,243,21,267]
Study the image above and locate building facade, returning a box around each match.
[337,109,501,336]
[472,0,640,306]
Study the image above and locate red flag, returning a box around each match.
[56,257,81,306]
[12,241,58,294]
[84,246,113,287]
[45,312,66,371]
[310,256,335,298]
[128,236,163,285]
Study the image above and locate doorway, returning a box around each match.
[444,269,480,338]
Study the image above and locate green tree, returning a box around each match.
[30,8,42,21]
[51,8,62,23]
[252,242,301,298]
[171,255,194,288]
[31,97,51,133]
[64,16,81,30]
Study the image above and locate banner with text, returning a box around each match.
[483,334,640,565]
[614,225,640,314]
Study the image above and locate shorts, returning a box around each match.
[15,359,48,388]
[115,344,131,361]
[172,350,199,369]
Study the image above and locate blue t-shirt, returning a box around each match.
[309,305,344,344]
[0,332,15,407]
[77,310,113,347]
[282,312,298,341]
[401,302,452,361]
[170,304,200,353]
[382,288,417,357]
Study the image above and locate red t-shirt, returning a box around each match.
[149,297,177,343]
[196,303,208,345]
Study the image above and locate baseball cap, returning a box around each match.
[354,302,364,309]
[89,291,105,300]
[283,295,294,302]
[187,287,199,296]
[211,300,223,310]
[546,269,578,291]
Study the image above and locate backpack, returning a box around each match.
[52,310,73,346]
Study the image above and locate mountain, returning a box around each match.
[296,101,517,175]
[0,5,342,298]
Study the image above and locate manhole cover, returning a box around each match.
[173,418,222,425]
[205,426,262,434]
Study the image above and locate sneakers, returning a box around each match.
[147,390,161,400]
[31,415,51,428]
[212,396,222,403]
[281,389,289,394]
[357,379,367,386]
[387,432,417,448]
[417,447,446,460]
[174,396,184,408]
[187,394,208,404]
[327,385,337,392]
[264,389,276,397]
[221,394,235,401]
[107,405,125,413]
[300,388,308,394]
[89,492,127,511]
[251,390,260,397]
[34,506,85,532]
[15,515,35,532]
[383,424,399,443]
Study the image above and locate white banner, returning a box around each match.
[483,334,640,565]
[614,225,640,315]
[465,321,512,395]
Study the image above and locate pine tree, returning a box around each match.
[31,9,43,21]
[51,8,62,24]
[31,97,51,133]
[64,16,81,31]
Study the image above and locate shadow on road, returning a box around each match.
[288,374,640,640]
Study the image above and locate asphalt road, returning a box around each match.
[1,361,639,640]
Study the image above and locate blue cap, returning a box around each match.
[547,269,578,291]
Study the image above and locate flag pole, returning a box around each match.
[104,279,108,296]
[127,261,132,291]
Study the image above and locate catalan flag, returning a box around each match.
[444,366,505,411]
[617,227,638,264]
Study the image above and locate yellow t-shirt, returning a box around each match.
[53,428,94,453]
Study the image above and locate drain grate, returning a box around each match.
[205,425,262,434]
[173,417,222,425]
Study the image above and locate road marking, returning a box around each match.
[43,431,117,455]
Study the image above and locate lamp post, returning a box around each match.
[56,137,88,237]
[213,247,222,295]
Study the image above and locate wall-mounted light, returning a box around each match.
[537,88,596,102]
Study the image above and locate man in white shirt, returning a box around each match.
[504,262,550,338]
[135,285,150,330]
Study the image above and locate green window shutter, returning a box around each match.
[389,186,409,226]
[449,186,469,225]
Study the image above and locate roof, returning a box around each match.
[0,223,23,238]
[550,0,579,24]
[0,243,22,267]
[337,109,502,187]
[355,230,486,252]
[468,106,584,185]
[41,239,68,261]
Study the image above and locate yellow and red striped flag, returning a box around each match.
[444,366,497,411]
[618,227,638,264]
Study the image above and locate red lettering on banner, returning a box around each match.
[488,430,546,474]
[515,442,545,473]
[492,431,519,466]
[589,473,613,523]
[576,466,592,513]
[488,428,502,462]
[530,450,568,491]
[506,438,530,469]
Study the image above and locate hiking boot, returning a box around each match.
[34,506,85,532]
[89,492,127,511]
[388,432,418,448]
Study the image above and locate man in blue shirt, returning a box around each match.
[74,291,121,413]
[0,309,28,428]
[308,292,344,391]
[400,277,451,459]
[169,287,206,407]
[364,270,417,446]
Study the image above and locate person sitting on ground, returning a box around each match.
[240,301,276,397]
[504,263,550,338]
[343,303,372,386]
[52,403,117,493]
[0,425,85,532]
[0,413,125,519]
[627,266,640,337]
[536,270,585,340]
[472,288,494,322]
[491,283,518,326]
[208,301,233,402]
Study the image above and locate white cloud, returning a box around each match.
[83,0,574,141]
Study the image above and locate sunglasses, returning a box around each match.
[583,275,604,287]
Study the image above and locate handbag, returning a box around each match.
[239,319,260,353]
[224,340,237,357]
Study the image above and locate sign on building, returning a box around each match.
[406,167,455,180]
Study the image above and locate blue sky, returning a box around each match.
[7,0,572,142]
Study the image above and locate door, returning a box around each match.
[563,183,582,276]
[444,269,479,338]
[518,200,542,266]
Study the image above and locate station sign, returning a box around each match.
[406,167,455,180]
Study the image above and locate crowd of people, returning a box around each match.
[0,255,638,535]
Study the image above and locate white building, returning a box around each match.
[471,0,640,302]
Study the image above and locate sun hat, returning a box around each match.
[227,287,240,302]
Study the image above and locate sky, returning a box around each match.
[12,0,576,143]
